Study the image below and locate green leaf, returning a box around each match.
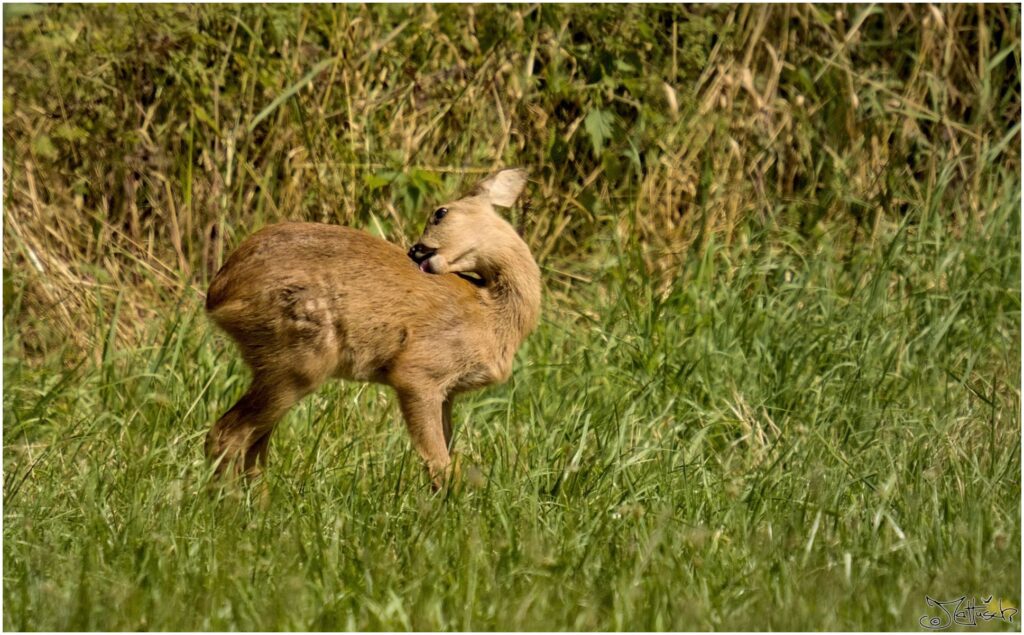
[615,59,636,73]
[411,168,442,187]
[3,3,45,24]
[584,109,615,157]
[53,123,88,142]
[363,171,397,191]
[192,103,220,136]
[31,133,57,160]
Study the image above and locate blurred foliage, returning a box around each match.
[2,4,1020,358]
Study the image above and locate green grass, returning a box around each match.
[4,183,1019,630]
[3,3,1021,631]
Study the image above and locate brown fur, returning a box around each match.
[204,169,540,488]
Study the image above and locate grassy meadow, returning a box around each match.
[3,4,1021,631]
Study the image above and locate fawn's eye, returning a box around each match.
[432,207,448,224]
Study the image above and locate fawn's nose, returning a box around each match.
[408,243,437,264]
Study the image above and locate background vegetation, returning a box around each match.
[3,4,1020,630]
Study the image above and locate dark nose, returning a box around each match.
[407,243,437,264]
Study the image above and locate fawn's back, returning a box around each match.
[206,222,491,388]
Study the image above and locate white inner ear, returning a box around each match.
[473,169,527,207]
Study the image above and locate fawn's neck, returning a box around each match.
[484,238,542,354]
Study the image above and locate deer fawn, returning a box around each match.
[204,169,540,488]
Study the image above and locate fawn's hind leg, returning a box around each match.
[206,375,313,478]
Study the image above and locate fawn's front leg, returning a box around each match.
[396,387,451,490]
[442,396,455,451]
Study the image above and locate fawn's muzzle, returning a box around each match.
[408,243,437,264]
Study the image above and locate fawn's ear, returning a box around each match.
[467,168,528,208]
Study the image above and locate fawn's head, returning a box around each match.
[408,169,529,278]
